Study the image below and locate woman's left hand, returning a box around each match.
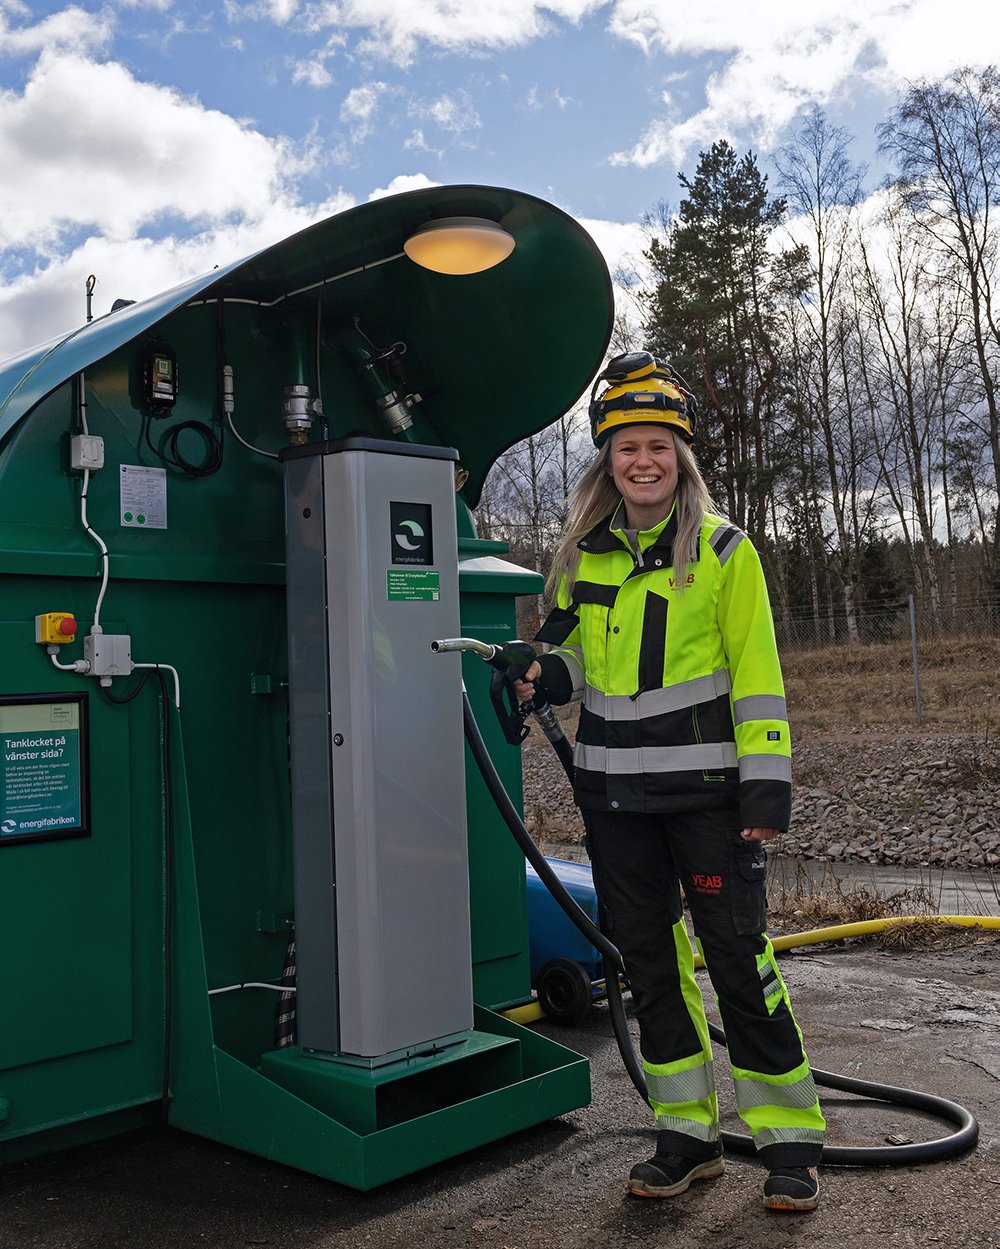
[740,827,781,841]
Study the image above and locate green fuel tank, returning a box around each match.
[0,185,613,1189]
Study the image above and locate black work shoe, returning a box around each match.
[628,1145,724,1198]
[762,1165,820,1211]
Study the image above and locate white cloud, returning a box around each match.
[223,0,300,24]
[521,84,575,112]
[300,0,606,65]
[288,29,346,86]
[0,50,305,251]
[0,2,113,57]
[410,89,481,139]
[0,190,356,355]
[578,215,647,281]
[292,56,334,86]
[340,79,392,141]
[607,0,1000,169]
[403,128,432,152]
[115,0,176,12]
[0,37,359,354]
[870,0,1000,84]
[366,172,440,201]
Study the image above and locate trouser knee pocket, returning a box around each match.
[730,839,768,935]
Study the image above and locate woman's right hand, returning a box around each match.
[512,660,542,704]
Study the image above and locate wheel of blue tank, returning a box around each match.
[536,957,593,1025]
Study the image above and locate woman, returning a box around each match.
[514,353,825,1211]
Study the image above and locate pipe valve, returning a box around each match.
[282,385,323,446]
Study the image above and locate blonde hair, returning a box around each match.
[546,430,715,600]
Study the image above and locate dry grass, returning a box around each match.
[767,859,1000,948]
[768,860,936,930]
[875,918,1000,951]
[780,633,1000,738]
[539,634,1000,740]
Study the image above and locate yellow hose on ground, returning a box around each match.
[502,914,1000,1025]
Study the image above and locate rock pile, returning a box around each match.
[520,733,999,870]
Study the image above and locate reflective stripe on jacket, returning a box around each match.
[537,505,792,829]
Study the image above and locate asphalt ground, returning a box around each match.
[2,929,998,1249]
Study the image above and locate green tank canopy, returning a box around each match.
[0,184,614,505]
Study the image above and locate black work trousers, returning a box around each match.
[584,805,824,1167]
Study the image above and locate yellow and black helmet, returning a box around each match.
[589,351,697,446]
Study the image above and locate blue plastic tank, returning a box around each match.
[525,857,603,986]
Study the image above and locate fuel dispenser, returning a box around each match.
[0,185,614,1188]
[280,439,473,1060]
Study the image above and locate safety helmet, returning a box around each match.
[589,351,697,447]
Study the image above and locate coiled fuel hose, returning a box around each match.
[460,689,982,1167]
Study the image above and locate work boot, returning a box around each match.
[628,1143,724,1198]
[762,1165,820,1211]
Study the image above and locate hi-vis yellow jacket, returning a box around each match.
[535,503,792,830]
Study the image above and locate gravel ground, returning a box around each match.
[522,733,1000,870]
[3,934,998,1249]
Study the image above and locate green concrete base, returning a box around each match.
[170,1006,589,1191]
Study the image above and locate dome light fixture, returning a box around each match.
[403,217,515,275]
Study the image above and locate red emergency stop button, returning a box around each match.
[35,612,78,644]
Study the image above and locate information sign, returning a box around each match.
[0,694,90,846]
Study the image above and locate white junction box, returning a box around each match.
[70,434,105,471]
[83,633,133,678]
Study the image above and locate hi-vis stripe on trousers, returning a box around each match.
[584,806,825,1167]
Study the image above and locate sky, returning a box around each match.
[1,0,997,356]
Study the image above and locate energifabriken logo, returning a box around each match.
[390,501,433,566]
[394,519,424,552]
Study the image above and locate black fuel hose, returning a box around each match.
[461,690,979,1167]
[462,691,647,1102]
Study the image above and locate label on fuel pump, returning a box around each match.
[386,569,440,601]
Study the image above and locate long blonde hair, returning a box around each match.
[546,430,715,599]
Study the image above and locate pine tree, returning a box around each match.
[641,141,807,549]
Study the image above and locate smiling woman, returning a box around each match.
[516,349,825,1210]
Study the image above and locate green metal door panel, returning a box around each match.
[165,583,294,1001]
[0,622,136,1071]
[0,597,169,1146]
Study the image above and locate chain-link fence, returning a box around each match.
[775,598,999,649]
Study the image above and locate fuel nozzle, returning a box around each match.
[431,634,574,778]
[495,640,537,682]
[430,637,540,746]
[491,641,566,746]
